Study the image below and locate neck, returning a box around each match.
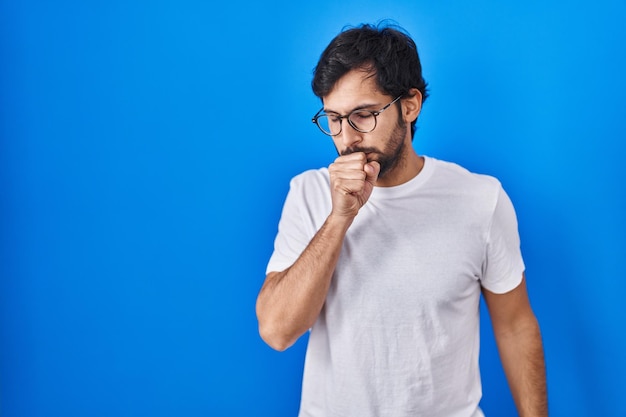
[375,147,424,187]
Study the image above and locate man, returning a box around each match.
[256,23,547,417]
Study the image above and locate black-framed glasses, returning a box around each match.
[311,95,403,136]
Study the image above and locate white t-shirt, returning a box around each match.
[266,156,525,417]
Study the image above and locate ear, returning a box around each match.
[402,88,422,123]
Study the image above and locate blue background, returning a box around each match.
[1,1,625,416]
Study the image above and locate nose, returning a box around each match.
[337,121,363,149]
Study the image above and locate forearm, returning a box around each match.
[256,214,352,351]
[496,315,548,416]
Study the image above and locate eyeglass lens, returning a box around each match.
[317,110,377,135]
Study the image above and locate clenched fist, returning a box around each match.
[328,152,380,220]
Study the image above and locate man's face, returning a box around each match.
[322,69,409,179]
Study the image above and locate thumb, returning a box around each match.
[364,161,380,184]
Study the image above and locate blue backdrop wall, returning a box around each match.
[1,1,625,416]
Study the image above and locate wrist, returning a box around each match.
[326,211,355,233]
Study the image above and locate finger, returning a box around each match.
[329,161,368,180]
[335,152,367,164]
[334,178,369,195]
[330,172,367,194]
[363,161,380,184]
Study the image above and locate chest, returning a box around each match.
[329,194,489,315]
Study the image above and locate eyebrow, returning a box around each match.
[323,102,381,115]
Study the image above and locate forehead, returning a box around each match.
[323,69,386,112]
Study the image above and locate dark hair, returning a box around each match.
[312,23,429,138]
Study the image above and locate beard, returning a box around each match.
[339,116,408,179]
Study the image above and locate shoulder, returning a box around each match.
[283,168,332,211]
[289,167,330,192]
[425,157,509,218]
[428,156,503,196]
[282,168,333,226]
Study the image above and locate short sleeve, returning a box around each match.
[481,185,525,293]
[265,177,314,274]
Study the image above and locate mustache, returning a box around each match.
[340,146,381,157]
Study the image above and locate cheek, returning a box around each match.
[384,123,407,151]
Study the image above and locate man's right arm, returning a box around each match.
[256,153,379,351]
[255,213,351,351]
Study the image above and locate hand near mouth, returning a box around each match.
[328,152,380,221]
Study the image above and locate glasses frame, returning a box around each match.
[311,95,403,136]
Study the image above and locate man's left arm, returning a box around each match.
[482,274,548,417]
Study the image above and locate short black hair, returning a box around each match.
[312,23,429,138]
